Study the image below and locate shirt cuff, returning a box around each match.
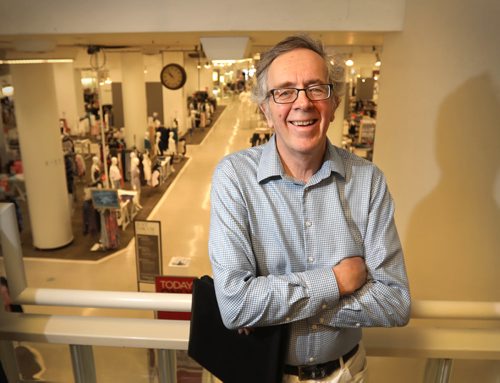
[304,267,340,313]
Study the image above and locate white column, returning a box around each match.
[74,69,86,118]
[162,52,187,135]
[53,63,80,133]
[121,52,148,151]
[328,96,346,147]
[0,102,6,165]
[10,63,73,249]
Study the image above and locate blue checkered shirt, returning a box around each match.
[209,135,410,366]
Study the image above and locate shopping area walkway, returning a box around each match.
[0,96,262,382]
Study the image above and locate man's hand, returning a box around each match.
[333,256,367,296]
[238,327,254,335]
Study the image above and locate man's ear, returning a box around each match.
[259,103,274,128]
[330,96,340,122]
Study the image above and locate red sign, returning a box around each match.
[155,275,194,320]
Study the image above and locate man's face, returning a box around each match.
[260,48,337,161]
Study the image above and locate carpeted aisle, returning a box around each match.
[6,105,226,262]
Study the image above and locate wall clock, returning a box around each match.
[160,63,187,90]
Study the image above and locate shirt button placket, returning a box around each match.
[305,219,314,264]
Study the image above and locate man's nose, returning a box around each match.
[293,89,313,107]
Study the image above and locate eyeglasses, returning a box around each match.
[268,84,333,104]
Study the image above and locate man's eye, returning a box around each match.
[309,87,326,96]
[276,89,294,98]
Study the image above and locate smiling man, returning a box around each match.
[209,35,410,383]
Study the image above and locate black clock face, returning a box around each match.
[160,63,187,90]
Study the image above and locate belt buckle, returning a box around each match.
[297,364,328,381]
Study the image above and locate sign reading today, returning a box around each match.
[155,275,195,320]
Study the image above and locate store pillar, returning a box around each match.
[0,104,6,167]
[10,64,73,249]
[53,63,81,133]
[162,52,187,136]
[328,96,346,147]
[121,52,148,151]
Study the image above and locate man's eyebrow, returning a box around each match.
[270,79,326,89]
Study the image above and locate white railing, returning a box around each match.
[1,203,500,383]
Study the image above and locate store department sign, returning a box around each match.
[155,275,194,320]
[134,220,162,284]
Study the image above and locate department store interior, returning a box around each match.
[0,1,499,382]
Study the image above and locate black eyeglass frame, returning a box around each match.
[268,84,333,104]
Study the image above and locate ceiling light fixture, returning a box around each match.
[0,59,74,65]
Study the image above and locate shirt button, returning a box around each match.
[286,317,291,322]
[309,357,315,363]
[307,256,315,263]
[355,323,361,328]
[319,318,324,324]
[311,325,317,330]
[305,220,312,227]
[322,304,327,309]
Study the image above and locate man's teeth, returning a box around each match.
[291,120,315,126]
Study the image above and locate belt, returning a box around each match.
[284,344,359,381]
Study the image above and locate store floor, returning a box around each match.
[0,97,260,382]
[13,105,227,262]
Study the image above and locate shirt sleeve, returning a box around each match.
[318,169,411,328]
[209,158,340,330]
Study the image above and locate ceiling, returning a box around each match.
[0,31,385,61]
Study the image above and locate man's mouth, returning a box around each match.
[289,119,317,127]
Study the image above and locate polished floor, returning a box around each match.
[1,96,261,382]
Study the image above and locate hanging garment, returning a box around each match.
[104,210,119,249]
[75,154,86,177]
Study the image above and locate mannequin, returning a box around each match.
[178,138,187,159]
[152,112,162,128]
[90,156,101,187]
[144,130,151,151]
[109,157,121,189]
[189,109,197,133]
[142,151,152,185]
[131,157,142,209]
[167,131,177,157]
[129,151,137,181]
[155,131,162,156]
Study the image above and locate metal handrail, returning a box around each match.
[11,287,500,321]
[16,287,192,312]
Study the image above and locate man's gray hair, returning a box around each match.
[251,35,345,105]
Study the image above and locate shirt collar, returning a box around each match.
[257,135,284,183]
[257,135,346,183]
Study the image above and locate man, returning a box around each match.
[209,35,410,382]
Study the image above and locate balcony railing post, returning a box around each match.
[0,340,20,382]
[70,344,97,383]
[158,348,177,383]
[424,358,453,383]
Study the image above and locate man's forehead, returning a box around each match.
[267,48,328,86]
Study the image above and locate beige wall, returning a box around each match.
[375,0,500,303]
[370,0,499,380]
